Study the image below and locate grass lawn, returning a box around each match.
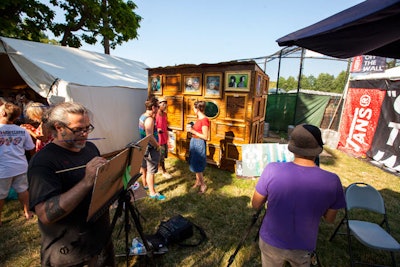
[0,147,399,267]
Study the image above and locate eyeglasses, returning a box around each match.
[63,124,95,135]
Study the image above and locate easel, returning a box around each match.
[226,207,264,267]
[86,135,154,267]
[109,172,154,267]
[113,136,155,266]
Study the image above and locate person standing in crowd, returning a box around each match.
[0,102,35,226]
[28,102,115,267]
[252,124,346,267]
[156,97,172,179]
[20,102,52,152]
[139,97,165,200]
[187,101,209,194]
[14,93,31,125]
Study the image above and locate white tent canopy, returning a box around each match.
[0,36,149,154]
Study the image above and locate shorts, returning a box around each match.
[0,173,29,199]
[259,238,311,267]
[141,146,160,174]
[159,144,168,163]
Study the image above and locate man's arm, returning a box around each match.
[252,190,267,210]
[144,117,159,148]
[34,156,107,224]
[323,209,339,223]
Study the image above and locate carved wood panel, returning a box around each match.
[164,74,181,93]
[215,122,246,141]
[166,95,184,130]
[224,93,247,122]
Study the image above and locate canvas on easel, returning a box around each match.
[87,135,151,222]
[127,135,151,200]
[87,148,129,222]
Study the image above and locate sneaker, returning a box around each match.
[163,172,173,179]
[143,184,158,190]
[149,193,166,201]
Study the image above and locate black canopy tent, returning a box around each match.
[276,0,400,59]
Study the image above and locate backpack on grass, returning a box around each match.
[146,214,207,250]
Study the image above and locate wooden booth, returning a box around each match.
[148,60,269,172]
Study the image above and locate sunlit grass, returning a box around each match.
[1,148,399,267]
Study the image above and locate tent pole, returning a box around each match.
[276,49,283,94]
[293,48,305,125]
[327,58,352,130]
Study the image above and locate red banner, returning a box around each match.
[338,88,386,156]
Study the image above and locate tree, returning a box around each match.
[277,77,286,89]
[276,72,348,93]
[100,0,141,54]
[314,73,335,92]
[285,76,298,91]
[50,0,141,54]
[0,0,54,41]
[332,71,348,93]
[300,74,316,90]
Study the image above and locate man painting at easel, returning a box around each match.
[28,102,115,267]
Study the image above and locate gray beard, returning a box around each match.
[63,139,86,150]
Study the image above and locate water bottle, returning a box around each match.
[130,238,146,255]
[131,245,146,255]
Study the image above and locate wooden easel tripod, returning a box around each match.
[109,173,155,267]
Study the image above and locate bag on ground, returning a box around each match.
[146,214,207,249]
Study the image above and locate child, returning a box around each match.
[0,102,35,226]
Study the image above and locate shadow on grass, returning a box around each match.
[111,158,262,267]
[2,154,399,267]
[319,147,338,166]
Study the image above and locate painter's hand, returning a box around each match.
[83,156,108,187]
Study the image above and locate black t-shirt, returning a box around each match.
[28,142,112,267]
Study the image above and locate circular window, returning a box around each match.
[204,101,219,119]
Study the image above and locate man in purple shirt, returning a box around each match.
[252,124,346,267]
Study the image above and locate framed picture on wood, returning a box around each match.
[263,77,269,95]
[225,71,251,92]
[183,74,202,95]
[168,131,176,154]
[204,73,222,98]
[255,73,263,96]
[149,75,162,95]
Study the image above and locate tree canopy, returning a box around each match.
[277,71,348,93]
[0,0,141,54]
[0,0,54,41]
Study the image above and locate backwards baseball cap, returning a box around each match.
[288,124,324,157]
[158,97,167,103]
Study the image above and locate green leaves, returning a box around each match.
[278,71,348,93]
[0,0,141,53]
[0,0,54,41]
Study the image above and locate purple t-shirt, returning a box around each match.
[255,162,346,251]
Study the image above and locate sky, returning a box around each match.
[47,0,365,80]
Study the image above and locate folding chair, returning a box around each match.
[329,182,400,266]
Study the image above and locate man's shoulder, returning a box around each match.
[0,124,21,130]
